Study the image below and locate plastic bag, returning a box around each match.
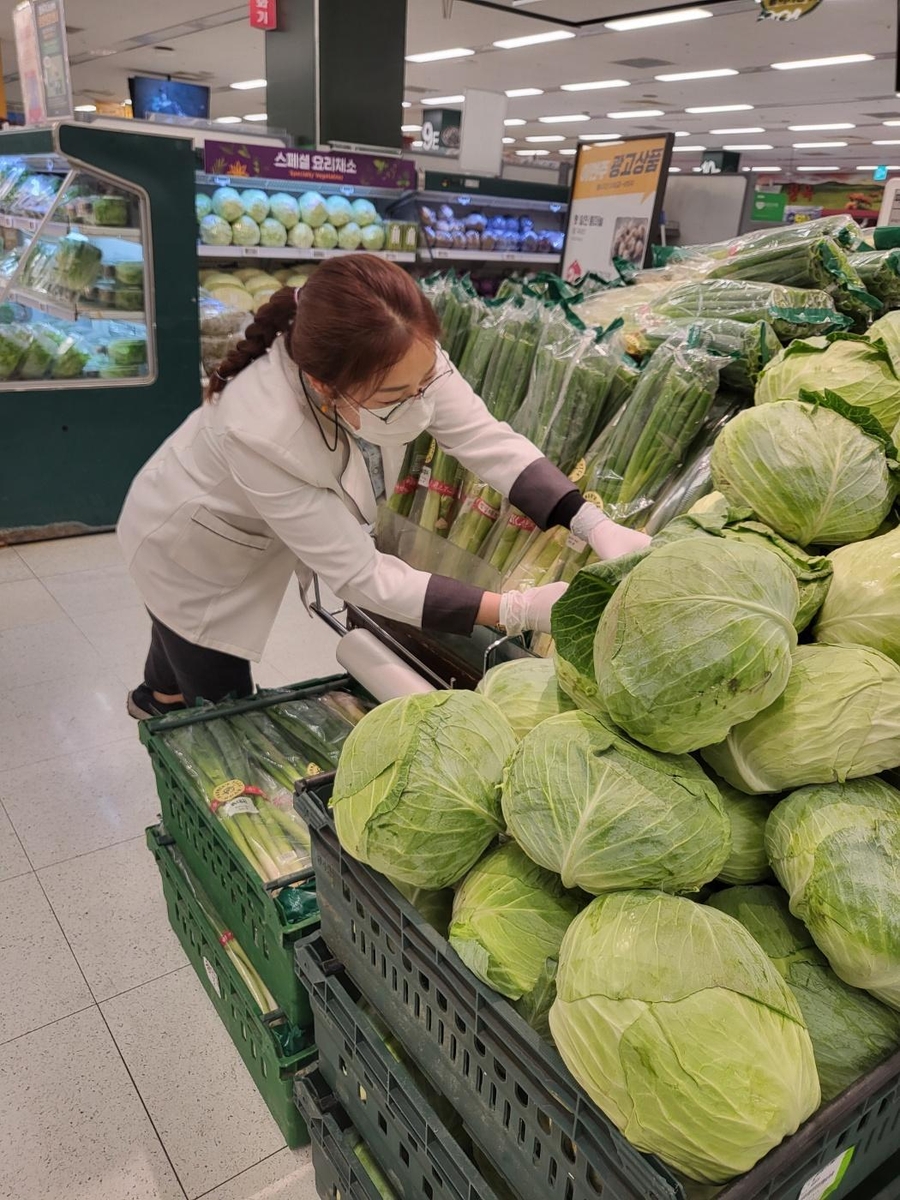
[651,279,851,341]
[440,274,482,365]
[624,313,780,394]
[849,249,900,310]
[479,292,546,422]
[447,475,503,557]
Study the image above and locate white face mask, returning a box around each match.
[343,390,436,448]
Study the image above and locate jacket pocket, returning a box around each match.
[169,505,272,588]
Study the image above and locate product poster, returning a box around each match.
[12,2,44,126]
[32,0,72,119]
[562,135,673,282]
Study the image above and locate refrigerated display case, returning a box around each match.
[0,121,198,540]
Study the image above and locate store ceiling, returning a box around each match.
[0,0,897,178]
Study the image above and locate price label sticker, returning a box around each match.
[212,779,246,803]
[202,956,222,998]
[434,249,450,259]
[310,248,327,259]
[502,252,517,262]
[24,219,38,232]
[798,1149,855,1200]
[242,246,262,257]
[0,215,11,228]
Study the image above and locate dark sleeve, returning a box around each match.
[422,575,485,635]
[508,457,584,531]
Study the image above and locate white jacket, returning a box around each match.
[118,337,573,661]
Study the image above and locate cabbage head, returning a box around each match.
[387,875,453,937]
[331,690,516,889]
[360,223,386,252]
[594,538,799,753]
[314,222,339,250]
[715,781,774,884]
[814,526,900,664]
[702,644,900,794]
[337,221,362,251]
[269,192,300,228]
[325,194,354,227]
[756,335,900,434]
[259,218,288,248]
[299,191,328,228]
[351,197,378,227]
[449,842,580,1001]
[240,189,269,223]
[195,192,212,221]
[709,884,900,1101]
[710,399,895,546]
[288,221,315,250]
[475,658,574,740]
[767,778,900,1010]
[231,215,261,246]
[502,711,730,893]
[550,890,820,1183]
[211,186,244,223]
[198,214,233,246]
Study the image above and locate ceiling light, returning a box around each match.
[516,148,550,155]
[873,140,900,145]
[752,166,781,172]
[506,88,544,97]
[494,30,576,49]
[402,101,411,109]
[214,116,242,124]
[122,99,132,106]
[504,118,526,126]
[539,113,591,123]
[561,79,630,91]
[401,124,422,133]
[406,47,474,63]
[411,140,424,148]
[502,137,517,144]
[672,144,706,152]
[797,165,843,171]
[231,78,266,90]
[526,134,565,142]
[675,131,691,137]
[885,121,900,127]
[560,148,577,155]
[243,113,267,122]
[74,103,97,112]
[709,126,766,135]
[771,53,874,70]
[857,165,900,170]
[788,122,855,131]
[607,109,665,119]
[580,133,623,141]
[421,94,465,105]
[606,7,712,32]
[686,103,753,114]
[669,166,682,173]
[723,143,774,150]
[655,68,738,82]
[792,140,848,148]
[692,167,703,172]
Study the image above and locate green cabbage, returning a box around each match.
[710,399,896,546]
[449,842,580,1001]
[258,217,287,247]
[360,223,386,252]
[756,335,900,432]
[288,221,315,250]
[313,222,339,250]
[211,186,244,223]
[199,214,233,246]
[337,221,362,251]
[325,195,353,227]
[387,876,453,937]
[766,778,900,1010]
[269,193,299,228]
[351,197,378,227]
[702,643,900,794]
[195,193,212,220]
[814,526,900,664]
[715,780,774,884]
[240,188,269,223]
[331,691,516,889]
[475,658,574,740]
[709,884,900,1101]
[502,711,730,893]
[299,191,328,228]
[550,890,820,1183]
[231,215,261,246]
[594,538,799,754]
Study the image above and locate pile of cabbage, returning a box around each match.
[196,185,385,252]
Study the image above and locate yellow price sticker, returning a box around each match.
[212,779,246,803]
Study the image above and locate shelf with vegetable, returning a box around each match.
[417,200,565,262]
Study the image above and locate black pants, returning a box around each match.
[144,612,253,707]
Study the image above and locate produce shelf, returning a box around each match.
[147,824,314,1147]
[196,243,415,262]
[295,1069,393,1200]
[295,775,900,1200]
[296,935,505,1200]
[8,285,145,323]
[418,248,562,265]
[0,212,142,241]
[197,171,416,203]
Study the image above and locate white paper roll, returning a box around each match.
[336,629,436,703]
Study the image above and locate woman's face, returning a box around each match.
[331,339,440,429]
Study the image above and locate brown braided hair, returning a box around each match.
[205,254,440,402]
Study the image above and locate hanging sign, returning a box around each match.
[562,134,673,282]
[758,0,824,19]
[204,139,417,189]
[249,0,277,30]
[421,109,462,157]
[12,0,72,124]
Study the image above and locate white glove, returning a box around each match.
[571,501,651,560]
[499,581,568,637]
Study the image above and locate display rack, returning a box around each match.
[197,244,415,263]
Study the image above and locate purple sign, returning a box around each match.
[203,140,417,190]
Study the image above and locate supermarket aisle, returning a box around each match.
[0,533,341,1200]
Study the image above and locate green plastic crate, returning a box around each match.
[147,824,315,1147]
[139,674,358,1027]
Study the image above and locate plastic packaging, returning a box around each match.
[651,279,851,342]
[336,630,435,702]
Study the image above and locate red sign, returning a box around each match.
[249,0,277,30]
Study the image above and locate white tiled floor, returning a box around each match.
[0,533,342,1200]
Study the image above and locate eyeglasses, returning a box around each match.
[340,348,454,425]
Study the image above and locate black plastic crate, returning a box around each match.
[295,777,900,1200]
[297,1069,394,1200]
[297,935,504,1200]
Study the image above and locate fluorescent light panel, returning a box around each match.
[673,144,706,152]
[231,78,266,90]
[402,101,411,109]
[752,166,781,172]
[561,79,630,91]
[74,103,97,112]
[607,108,665,119]
[215,115,242,124]
[709,126,766,134]
[669,166,682,172]
[686,103,752,114]
[421,94,465,105]
[526,134,565,142]
[789,123,855,131]
[560,148,577,155]
[873,140,900,145]
[580,133,622,141]
[243,113,267,122]
[857,165,900,170]
[539,113,590,122]
[772,53,874,70]
[656,68,737,82]
[606,7,712,31]
[724,143,774,150]
[406,47,474,63]
[504,118,526,126]
[516,148,550,155]
[792,141,847,148]
[502,137,517,144]
[506,88,543,97]
[401,124,422,132]
[494,30,575,49]
[797,165,843,171]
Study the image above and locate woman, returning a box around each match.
[119,256,648,717]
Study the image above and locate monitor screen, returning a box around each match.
[129,77,210,121]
